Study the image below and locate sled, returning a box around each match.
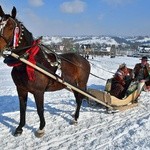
[87,80,145,111]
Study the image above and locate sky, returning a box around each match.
[0,0,150,37]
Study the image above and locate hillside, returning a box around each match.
[41,35,150,46]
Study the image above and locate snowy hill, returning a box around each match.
[41,36,63,45]
[74,36,119,45]
[126,36,150,45]
[41,35,150,46]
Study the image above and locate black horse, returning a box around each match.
[0,6,90,137]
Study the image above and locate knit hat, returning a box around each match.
[119,63,126,69]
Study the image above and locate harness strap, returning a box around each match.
[26,40,40,80]
[40,45,61,68]
[4,40,40,81]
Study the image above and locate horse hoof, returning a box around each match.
[34,129,45,138]
[70,120,78,125]
[14,129,23,137]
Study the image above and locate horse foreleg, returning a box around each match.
[34,92,45,137]
[70,91,83,125]
[14,88,28,136]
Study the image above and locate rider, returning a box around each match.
[132,56,150,91]
[110,63,132,99]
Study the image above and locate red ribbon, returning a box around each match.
[13,27,20,48]
[26,40,40,81]
[6,40,40,81]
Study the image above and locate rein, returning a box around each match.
[40,44,108,81]
[89,61,115,75]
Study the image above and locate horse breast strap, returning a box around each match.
[4,40,40,81]
[25,40,40,80]
[40,45,61,69]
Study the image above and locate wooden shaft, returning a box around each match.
[11,52,113,109]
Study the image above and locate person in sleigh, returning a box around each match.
[110,63,132,99]
[132,56,150,91]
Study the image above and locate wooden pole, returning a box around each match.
[11,52,113,109]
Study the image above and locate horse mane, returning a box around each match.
[2,14,11,19]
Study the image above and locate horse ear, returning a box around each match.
[11,6,17,18]
[0,6,5,17]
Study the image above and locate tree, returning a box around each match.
[62,38,73,52]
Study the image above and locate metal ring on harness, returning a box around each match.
[40,45,61,69]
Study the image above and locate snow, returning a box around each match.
[41,36,62,45]
[137,37,150,43]
[0,55,150,150]
[39,35,150,46]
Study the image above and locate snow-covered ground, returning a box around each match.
[0,55,150,150]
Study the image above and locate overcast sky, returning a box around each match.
[1,0,150,36]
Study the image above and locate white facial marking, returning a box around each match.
[0,19,8,33]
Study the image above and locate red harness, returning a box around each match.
[6,40,40,81]
[26,40,40,80]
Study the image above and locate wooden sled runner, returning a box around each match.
[88,80,145,111]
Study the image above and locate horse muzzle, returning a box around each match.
[2,48,12,57]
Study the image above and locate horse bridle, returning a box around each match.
[0,19,10,45]
[0,16,21,54]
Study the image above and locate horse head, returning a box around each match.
[0,6,33,55]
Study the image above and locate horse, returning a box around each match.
[0,6,90,137]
